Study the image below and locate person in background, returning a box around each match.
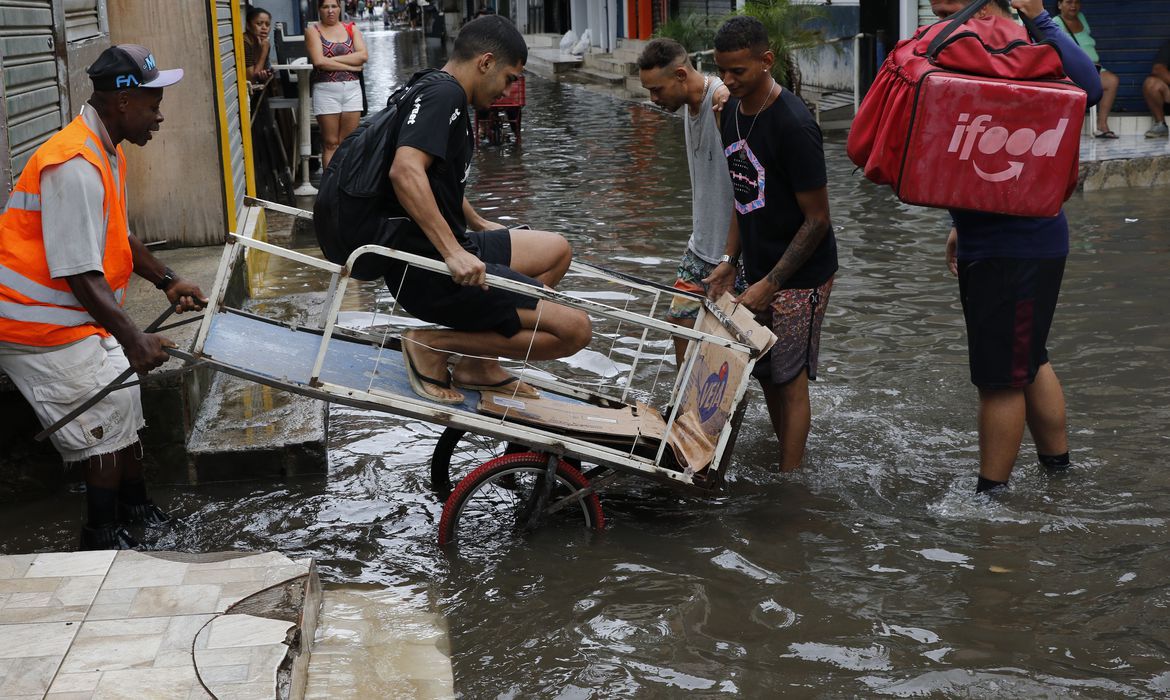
[930,0,1102,494]
[1052,0,1118,138]
[0,45,206,550]
[636,38,745,367]
[243,6,274,86]
[1142,38,1170,138]
[383,16,590,404]
[707,17,839,473]
[307,0,369,168]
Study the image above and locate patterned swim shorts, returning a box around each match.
[751,276,834,385]
[668,248,748,321]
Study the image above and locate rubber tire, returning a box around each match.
[430,428,526,498]
[437,452,604,546]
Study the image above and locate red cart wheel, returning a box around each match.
[437,452,604,546]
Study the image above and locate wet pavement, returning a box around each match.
[3,23,1170,698]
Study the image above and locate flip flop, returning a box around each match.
[1094,130,1119,139]
[401,337,464,405]
[453,375,540,398]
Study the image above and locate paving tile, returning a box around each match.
[26,551,117,579]
[45,692,96,700]
[91,665,201,700]
[0,577,62,594]
[46,670,103,693]
[103,553,190,589]
[77,617,171,638]
[58,632,165,673]
[204,613,294,649]
[201,680,275,699]
[0,555,37,580]
[127,584,223,618]
[196,663,250,684]
[161,614,216,652]
[0,655,62,696]
[0,621,78,659]
[55,575,106,607]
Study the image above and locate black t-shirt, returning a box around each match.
[393,73,473,245]
[720,88,837,288]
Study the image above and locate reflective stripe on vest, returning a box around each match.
[2,191,41,214]
[0,300,96,326]
[0,263,126,309]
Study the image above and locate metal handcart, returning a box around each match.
[174,199,774,545]
[475,75,525,145]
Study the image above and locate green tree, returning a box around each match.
[735,0,826,93]
[655,1,826,94]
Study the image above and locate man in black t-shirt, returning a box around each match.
[386,16,590,404]
[1142,39,1170,138]
[706,16,839,472]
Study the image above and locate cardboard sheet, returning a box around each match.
[667,294,776,472]
[477,391,666,442]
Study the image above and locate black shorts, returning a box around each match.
[958,257,1065,389]
[384,226,540,338]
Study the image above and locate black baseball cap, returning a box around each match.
[87,44,184,91]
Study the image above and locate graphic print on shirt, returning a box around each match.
[725,139,765,214]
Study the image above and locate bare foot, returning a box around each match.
[451,357,539,397]
[401,332,463,403]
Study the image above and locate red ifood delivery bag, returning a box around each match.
[847,12,1087,218]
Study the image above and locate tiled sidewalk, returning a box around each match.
[0,550,319,699]
[1079,133,1170,191]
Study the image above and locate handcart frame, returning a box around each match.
[181,198,773,543]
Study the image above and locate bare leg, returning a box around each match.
[1143,76,1170,123]
[1024,361,1068,456]
[339,110,362,145]
[409,301,592,401]
[671,316,696,367]
[505,228,572,287]
[759,371,812,472]
[1097,70,1119,133]
[976,387,1027,483]
[318,112,341,169]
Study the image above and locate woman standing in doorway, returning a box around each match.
[306,0,369,167]
[243,6,274,85]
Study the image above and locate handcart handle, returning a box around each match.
[33,306,198,443]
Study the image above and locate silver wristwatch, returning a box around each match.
[719,254,738,266]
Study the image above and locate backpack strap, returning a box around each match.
[926,0,992,59]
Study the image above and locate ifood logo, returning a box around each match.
[947,113,1069,183]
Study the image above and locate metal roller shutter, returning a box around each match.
[918,0,935,27]
[1081,0,1170,112]
[64,0,102,42]
[215,0,246,225]
[0,0,66,185]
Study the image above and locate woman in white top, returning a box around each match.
[306,0,369,167]
[1054,0,1118,138]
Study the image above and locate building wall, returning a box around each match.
[107,0,230,245]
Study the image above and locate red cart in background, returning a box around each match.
[475,75,525,145]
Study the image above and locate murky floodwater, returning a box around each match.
[6,25,1170,698]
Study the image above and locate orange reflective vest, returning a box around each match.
[0,114,132,347]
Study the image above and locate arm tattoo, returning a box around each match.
[765,215,830,289]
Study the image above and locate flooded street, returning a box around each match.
[6,26,1170,698]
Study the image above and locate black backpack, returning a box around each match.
[313,69,448,281]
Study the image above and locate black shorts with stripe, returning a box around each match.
[958,256,1065,389]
